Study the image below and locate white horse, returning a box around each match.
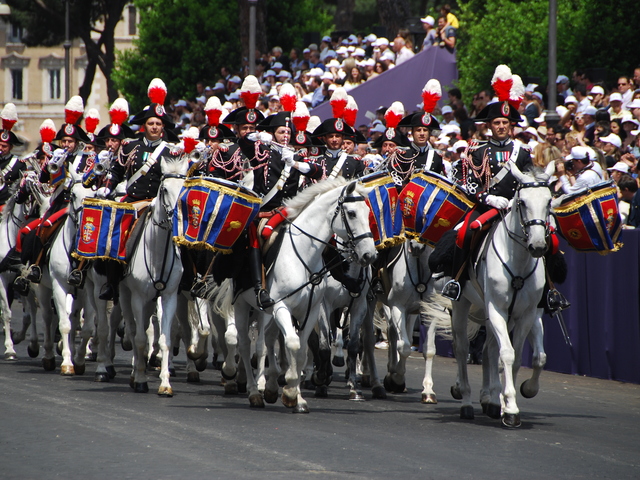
[0,176,49,360]
[118,155,188,395]
[449,165,551,427]
[31,175,93,374]
[234,178,377,412]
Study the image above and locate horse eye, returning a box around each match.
[347,210,356,219]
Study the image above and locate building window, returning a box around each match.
[49,69,61,99]
[11,69,23,100]
[8,23,24,44]
[128,6,137,36]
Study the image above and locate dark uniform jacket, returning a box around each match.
[387,143,445,187]
[312,148,364,181]
[0,154,26,205]
[108,137,173,200]
[453,138,532,205]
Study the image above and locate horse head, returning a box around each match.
[155,155,189,221]
[331,181,377,267]
[510,163,552,258]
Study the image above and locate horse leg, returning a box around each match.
[125,287,153,393]
[0,276,16,360]
[421,312,439,404]
[479,325,502,419]
[254,316,267,392]
[360,297,386,399]
[235,299,263,407]
[521,316,546,399]
[86,273,113,382]
[331,309,346,368]
[485,303,519,427]
[73,294,94,376]
[25,291,40,358]
[35,286,57,371]
[451,297,474,419]
[384,306,410,393]
[263,321,281,404]
[51,278,75,375]
[158,293,179,397]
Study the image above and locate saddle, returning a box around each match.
[124,203,151,263]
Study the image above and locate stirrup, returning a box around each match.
[256,288,275,310]
[547,288,570,313]
[99,283,115,301]
[67,269,85,288]
[13,276,30,296]
[371,277,385,296]
[26,265,42,283]
[441,279,461,301]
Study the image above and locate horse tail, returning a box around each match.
[208,278,234,320]
[420,294,453,339]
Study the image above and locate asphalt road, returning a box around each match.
[1,312,638,480]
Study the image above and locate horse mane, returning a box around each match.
[161,154,189,176]
[284,178,348,220]
[523,166,550,184]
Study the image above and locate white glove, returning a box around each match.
[246,132,259,142]
[95,187,111,199]
[50,148,66,163]
[282,149,295,167]
[195,141,207,153]
[485,194,509,209]
[97,150,111,163]
[258,132,273,144]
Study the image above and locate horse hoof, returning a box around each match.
[42,357,56,371]
[94,372,110,382]
[263,389,278,404]
[158,386,174,397]
[315,385,328,398]
[4,352,17,361]
[250,353,258,370]
[361,374,372,388]
[86,352,98,362]
[27,344,39,358]
[224,383,238,395]
[450,385,462,400]
[169,368,176,377]
[186,346,200,361]
[460,405,475,420]
[292,403,310,414]
[134,382,149,393]
[520,380,538,399]
[194,356,208,372]
[249,393,265,408]
[121,337,132,351]
[213,360,223,371]
[332,356,345,367]
[421,393,438,404]
[349,391,365,402]
[221,369,237,381]
[129,376,135,389]
[384,374,406,394]
[237,382,247,394]
[502,413,521,428]
[173,346,180,357]
[187,372,200,383]
[73,363,85,376]
[106,366,117,379]
[281,393,297,408]
[60,365,75,376]
[486,403,502,419]
[371,385,387,400]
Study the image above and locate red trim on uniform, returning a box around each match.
[470,208,499,230]
[248,222,260,249]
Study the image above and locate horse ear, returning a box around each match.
[509,161,526,183]
[346,180,357,196]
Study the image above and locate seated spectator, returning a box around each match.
[435,15,456,51]
[342,66,365,91]
[599,133,623,167]
[608,93,632,121]
[440,105,459,126]
[393,36,414,65]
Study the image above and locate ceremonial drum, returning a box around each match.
[554,181,623,254]
[74,198,137,262]
[399,171,474,247]
[173,176,261,253]
[359,172,404,250]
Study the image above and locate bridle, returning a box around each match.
[502,180,551,249]
[329,184,373,259]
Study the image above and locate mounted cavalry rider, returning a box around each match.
[66,98,136,287]
[16,97,96,290]
[95,78,179,301]
[0,103,27,209]
[371,101,410,159]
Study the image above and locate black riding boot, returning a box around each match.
[441,245,464,301]
[0,247,24,274]
[99,261,122,303]
[249,246,274,310]
[322,247,361,294]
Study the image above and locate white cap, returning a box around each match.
[380,51,395,62]
[607,161,629,174]
[441,124,461,135]
[534,112,546,124]
[175,99,188,107]
[441,105,453,115]
[584,105,598,116]
[278,70,292,78]
[327,84,337,92]
[609,92,623,103]
[525,83,538,93]
[532,91,543,101]
[364,58,376,67]
[325,50,337,59]
[264,70,276,78]
[373,37,389,47]
[354,48,366,57]
[301,93,313,104]
[272,62,283,70]
[371,123,386,133]
[228,76,242,84]
[556,75,569,84]
[449,140,468,152]
[599,133,622,148]
[421,15,435,26]
[565,95,578,105]
[556,105,569,117]
[566,146,591,161]
[308,67,324,77]
[336,46,348,55]
[321,71,333,80]
[322,35,332,43]
[627,99,640,109]
[303,48,310,54]
[365,34,377,43]
[213,82,225,90]
[326,59,341,68]
[590,85,605,95]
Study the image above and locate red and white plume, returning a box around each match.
[84,108,100,134]
[279,83,297,112]
[1,103,18,131]
[239,75,262,110]
[39,119,57,144]
[182,126,199,154]
[204,96,223,126]
[330,87,348,119]
[343,96,358,127]
[292,101,310,132]
[65,95,84,125]
[509,74,525,110]
[109,98,129,126]
[148,78,167,105]
[384,101,405,129]
[421,80,441,114]
[491,65,513,102]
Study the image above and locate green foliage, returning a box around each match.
[114,0,332,111]
[457,0,640,106]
